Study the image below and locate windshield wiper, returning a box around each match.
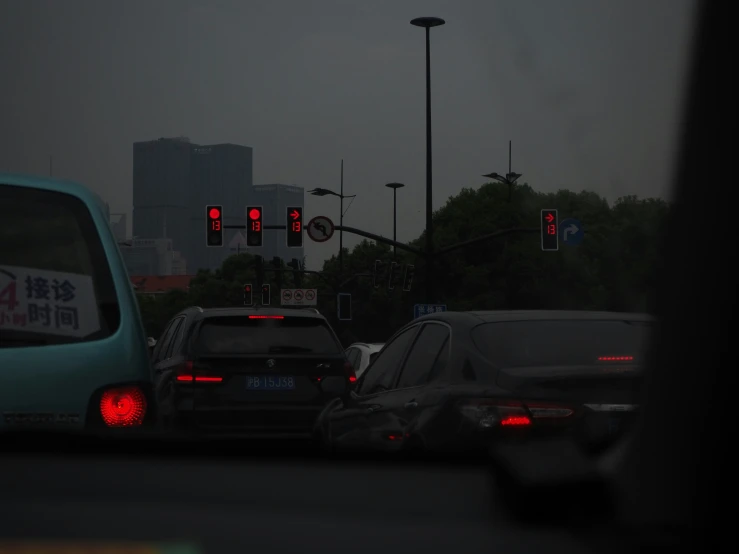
[267,345,314,353]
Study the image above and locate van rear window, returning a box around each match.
[195,316,342,355]
[0,184,120,347]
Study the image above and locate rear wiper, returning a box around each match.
[267,345,314,353]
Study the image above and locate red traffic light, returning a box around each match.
[244,285,251,292]
[209,207,221,219]
[249,208,261,220]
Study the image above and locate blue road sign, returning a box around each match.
[414,304,447,319]
[559,218,584,246]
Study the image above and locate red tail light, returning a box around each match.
[598,356,634,361]
[457,398,575,429]
[176,360,223,382]
[248,315,284,319]
[344,361,357,383]
[99,386,147,427]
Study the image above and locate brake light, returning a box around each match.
[99,386,147,427]
[457,398,531,429]
[248,315,284,319]
[176,360,222,382]
[457,398,575,429]
[344,361,357,383]
[598,356,634,361]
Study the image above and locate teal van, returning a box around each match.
[0,173,156,431]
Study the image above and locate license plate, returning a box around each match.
[246,375,296,390]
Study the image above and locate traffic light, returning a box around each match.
[205,205,223,247]
[246,206,263,247]
[372,260,386,289]
[387,262,399,291]
[286,206,303,248]
[541,209,559,251]
[243,284,253,306]
[290,258,303,287]
[402,264,415,292]
[261,284,271,306]
[337,293,352,321]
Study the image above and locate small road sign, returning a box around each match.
[559,217,584,246]
[280,288,318,306]
[414,304,447,319]
[306,216,335,243]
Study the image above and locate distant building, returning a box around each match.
[248,184,305,263]
[132,137,252,273]
[119,238,186,276]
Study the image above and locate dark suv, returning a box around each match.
[150,306,356,438]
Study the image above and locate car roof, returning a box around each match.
[413,309,654,325]
[0,172,108,217]
[190,306,328,320]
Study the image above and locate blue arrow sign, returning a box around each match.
[559,218,584,246]
[414,304,447,319]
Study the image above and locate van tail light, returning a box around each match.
[456,398,575,430]
[99,386,147,427]
[344,361,357,383]
[176,360,223,383]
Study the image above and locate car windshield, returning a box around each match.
[195,316,342,355]
[0,184,120,346]
[471,319,653,368]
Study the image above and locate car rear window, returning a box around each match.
[470,319,652,368]
[0,184,120,347]
[195,315,343,354]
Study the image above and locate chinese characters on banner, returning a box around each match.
[0,265,101,337]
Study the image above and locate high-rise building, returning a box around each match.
[132,137,253,272]
[248,184,305,263]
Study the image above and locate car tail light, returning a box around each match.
[598,356,634,361]
[248,315,284,319]
[176,360,223,383]
[456,398,575,430]
[99,386,147,427]
[457,399,531,429]
[344,361,357,383]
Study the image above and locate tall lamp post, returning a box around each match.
[411,16,445,301]
[385,182,405,258]
[482,141,522,202]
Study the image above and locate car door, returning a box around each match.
[363,323,452,450]
[327,326,419,450]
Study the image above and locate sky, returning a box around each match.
[0,0,696,270]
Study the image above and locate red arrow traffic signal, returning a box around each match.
[545,212,554,223]
[290,209,300,220]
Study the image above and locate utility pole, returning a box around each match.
[339,159,344,275]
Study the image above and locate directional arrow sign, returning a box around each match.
[559,217,584,246]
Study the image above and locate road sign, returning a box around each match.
[280,288,318,306]
[306,215,335,243]
[414,304,447,319]
[338,293,352,321]
[559,217,584,246]
[541,209,559,251]
[286,206,304,248]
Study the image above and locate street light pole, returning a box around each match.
[385,182,405,258]
[340,159,344,274]
[482,140,522,203]
[411,16,445,302]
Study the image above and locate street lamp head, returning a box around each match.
[385,182,405,190]
[482,172,501,180]
[506,172,523,183]
[410,17,446,28]
[308,188,336,197]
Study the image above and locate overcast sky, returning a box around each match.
[0,0,696,270]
